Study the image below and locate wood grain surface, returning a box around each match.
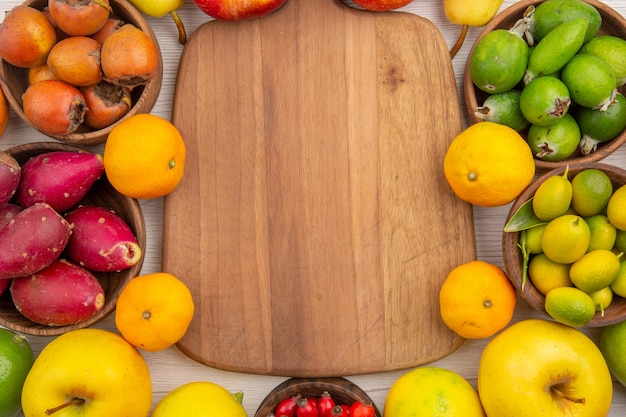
[163,0,475,376]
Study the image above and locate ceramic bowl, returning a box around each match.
[463,0,626,171]
[254,377,381,417]
[0,0,163,146]
[0,142,146,336]
[502,162,626,327]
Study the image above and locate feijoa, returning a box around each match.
[581,35,626,86]
[533,0,602,43]
[524,17,588,84]
[561,53,617,109]
[474,90,529,132]
[470,29,529,94]
[576,93,626,154]
[527,113,580,161]
[520,76,571,126]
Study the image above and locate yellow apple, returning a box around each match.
[151,381,246,417]
[478,319,612,417]
[21,328,152,417]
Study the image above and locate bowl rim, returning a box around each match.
[463,0,626,171]
[502,161,626,327]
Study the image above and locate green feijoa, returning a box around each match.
[520,76,571,127]
[533,0,602,43]
[527,113,580,162]
[470,29,529,94]
[576,93,626,155]
[524,17,588,84]
[581,35,626,86]
[474,90,529,132]
[561,53,617,109]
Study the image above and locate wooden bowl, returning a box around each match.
[502,162,626,327]
[0,142,146,336]
[0,0,163,146]
[463,0,626,171]
[254,377,381,417]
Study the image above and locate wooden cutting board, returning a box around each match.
[163,0,476,377]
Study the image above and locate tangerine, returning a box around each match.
[115,272,194,352]
[103,113,186,199]
[439,260,517,339]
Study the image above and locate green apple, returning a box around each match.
[21,328,152,417]
[600,319,626,387]
[478,319,612,417]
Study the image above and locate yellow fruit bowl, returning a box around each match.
[502,162,626,327]
[0,0,162,146]
[463,0,626,171]
[254,377,381,417]
[0,142,146,336]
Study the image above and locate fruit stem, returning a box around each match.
[45,398,85,415]
[551,386,586,404]
[170,10,187,45]
[449,25,468,59]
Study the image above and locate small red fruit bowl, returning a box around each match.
[0,0,162,146]
[0,142,146,336]
[463,0,626,171]
[254,377,381,417]
[502,162,626,327]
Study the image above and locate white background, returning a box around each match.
[1,0,626,415]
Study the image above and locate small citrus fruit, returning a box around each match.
[104,113,186,199]
[585,214,617,251]
[611,260,626,298]
[615,229,626,253]
[589,287,613,316]
[0,329,34,417]
[115,272,195,351]
[439,260,517,339]
[569,249,621,293]
[544,286,596,327]
[571,168,613,217]
[151,381,246,417]
[607,184,626,230]
[443,122,535,207]
[528,253,572,295]
[541,214,590,264]
[524,224,546,254]
[600,319,626,387]
[384,366,485,417]
[532,171,572,221]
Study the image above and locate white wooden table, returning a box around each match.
[2,0,626,415]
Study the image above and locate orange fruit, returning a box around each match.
[439,260,517,339]
[115,272,194,352]
[103,113,186,199]
[443,122,535,207]
[0,87,9,138]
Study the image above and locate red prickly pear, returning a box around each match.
[0,203,22,230]
[11,258,105,326]
[0,151,21,206]
[64,205,142,272]
[16,150,104,212]
[0,202,71,279]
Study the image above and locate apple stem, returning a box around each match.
[45,398,85,415]
[551,387,586,404]
[449,25,468,59]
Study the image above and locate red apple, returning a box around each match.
[352,0,413,12]
[193,0,288,21]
